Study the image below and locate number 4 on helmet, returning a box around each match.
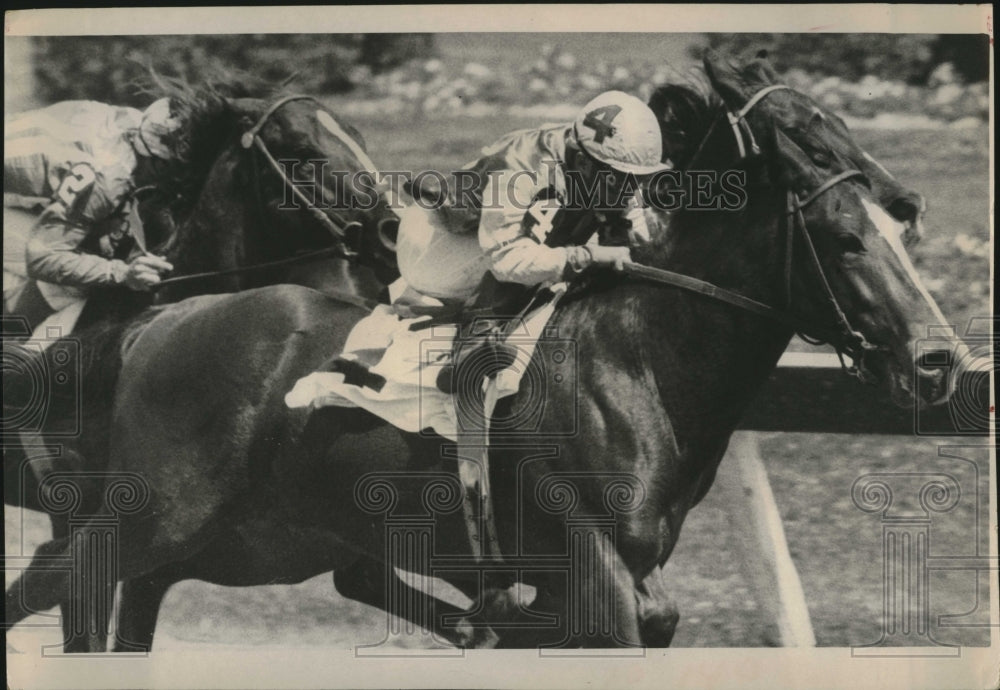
[573,91,672,177]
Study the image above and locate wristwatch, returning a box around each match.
[566,246,593,274]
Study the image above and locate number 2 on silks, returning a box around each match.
[583,105,622,143]
[56,163,96,207]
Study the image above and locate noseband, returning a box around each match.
[627,84,881,381]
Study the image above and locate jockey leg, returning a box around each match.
[2,278,54,337]
[435,318,517,395]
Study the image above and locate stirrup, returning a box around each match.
[435,344,518,395]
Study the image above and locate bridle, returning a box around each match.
[626,84,883,381]
[241,94,367,259]
[153,94,378,291]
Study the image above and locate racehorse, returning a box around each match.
[2,81,399,649]
[3,79,400,507]
[4,52,961,651]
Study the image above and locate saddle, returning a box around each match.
[427,274,547,396]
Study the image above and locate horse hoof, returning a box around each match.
[451,617,499,649]
[639,610,679,648]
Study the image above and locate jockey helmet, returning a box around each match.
[573,91,670,176]
[133,98,181,161]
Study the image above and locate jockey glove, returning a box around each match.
[581,245,632,272]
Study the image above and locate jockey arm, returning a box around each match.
[478,170,631,285]
[478,169,576,286]
[24,172,171,291]
[25,207,130,287]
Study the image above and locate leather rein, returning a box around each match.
[622,84,882,381]
[154,95,370,291]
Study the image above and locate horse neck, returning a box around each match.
[158,162,257,301]
[565,185,795,453]
[644,194,795,427]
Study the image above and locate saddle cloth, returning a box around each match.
[284,282,567,441]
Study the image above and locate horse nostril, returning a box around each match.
[914,347,952,403]
[377,218,399,251]
[888,197,921,224]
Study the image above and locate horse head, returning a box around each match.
[806,103,926,246]
[649,54,927,245]
[662,50,956,408]
[231,96,400,283]
[154,85,400,299]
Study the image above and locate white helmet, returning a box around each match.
[133,98,181,160]
[573,90,670,176]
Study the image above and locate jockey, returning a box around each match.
[286,90,670,435]
[423,89,671,390]
[396,89,669,309]
[3,98,179,338]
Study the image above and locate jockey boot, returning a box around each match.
[435,336,518,395]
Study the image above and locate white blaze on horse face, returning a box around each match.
[316,109,380,182]
[860,198,948,326]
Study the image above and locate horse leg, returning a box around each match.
[333,556,497,649]
[4,537,71,637]
[635,567,680,648]
[111,570,182,652]
[7,512,141,653]
[49,514,111,653]
[4,512,111,652]
[484,543,643,649]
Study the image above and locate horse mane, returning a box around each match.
[559,69,733,307]
[647,67,724,169]
[138,72,279,241]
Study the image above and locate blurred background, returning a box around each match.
[4,33,990,122]
[4,32,992,650]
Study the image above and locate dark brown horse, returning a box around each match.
[2,82,399,650]
[5,53,960,650]
[3,80,400,508]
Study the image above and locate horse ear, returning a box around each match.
[648,83,709,166]
[748,54,781,85]
[703,49,749,110]
[772,127,820,195]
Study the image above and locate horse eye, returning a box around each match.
[810,150,832,168]
[837,233,866,255]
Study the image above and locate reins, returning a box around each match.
[152,245,345,290]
